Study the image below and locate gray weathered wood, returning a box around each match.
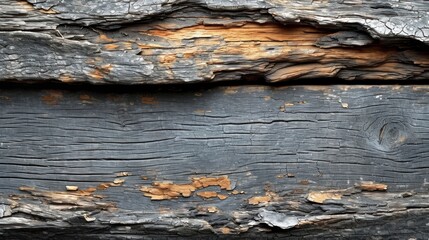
[0,0,428,84]
[0,85,428,239]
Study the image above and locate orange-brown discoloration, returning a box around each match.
[16,0,57,13]
[192,176,232,190]
[97,183,111,190]
[184,52,196,59]
[197,191,228,200]
[40,9,57,14]
[104,42,134,51]
[42,90,63,105]
[231,190,245,195]
[403,50,429,66]
[337,85,374,91]
[16,0,35,11]
[299,180,310,185]
[219,227,232,234]
[112,178,125,185]
[146,23,324,42]
[86,21,428,82]
[59,73,74,83]
[79,94,93,103]
[356,181,388,191]
[279,102,295,112]
[116,172,131,177]
[351,62,422,80]
[207,206,218,213]
[140,182,197,200]
[307,191,343,204]
[19,186,114,210]
[141,96,158,105]
[267,63,343,82]
[242,86,268,93]
[197,206,219,213]
[224,86,240,95]
[248,195,272,205]
[194,109,212,115]
[137,43,164,50]
[86,57,103,65]
[104,44,119,50]
[412,86,429,91]
[63,19,427,84]
[197,191,218,199]
[160,54,176,64]
[140,176,232,200]
[304,86,328,92]
[97,34,116,43]
[66,186,79,191]
[145,23,332,64]
[148,22,177,30]
[218,194,228,200]
[88,64,113,81]
[97,177,128,190]
[88,69,104,81]
[16,0,57,14]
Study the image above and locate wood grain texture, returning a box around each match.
[0,85,428,239]
[2,0,429,42]
[0,1,428,84]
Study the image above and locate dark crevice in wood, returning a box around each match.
[0,78,428,93]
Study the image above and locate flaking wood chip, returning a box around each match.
[307,191,342,204]
[248,195,271,205]
[113,178,125,185]
[66,186,79,191]
[116,172,130,177]
[83,213,96,222]
[356,181,388,191]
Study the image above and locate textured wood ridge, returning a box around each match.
[0,85,428,239]
[0,0,428,84]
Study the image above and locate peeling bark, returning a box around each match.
[0,1,428,84]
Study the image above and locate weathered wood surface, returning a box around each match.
[0,85,428,239]
[1,0,429,84]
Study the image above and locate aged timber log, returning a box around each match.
[0,0,428,84]
[0,85,428,239]
[1,0,429,239]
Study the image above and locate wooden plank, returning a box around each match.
[0,85,428,239]
[2,0,428,43]
[0,1,428,84]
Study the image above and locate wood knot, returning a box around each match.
[365,117,410,151]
